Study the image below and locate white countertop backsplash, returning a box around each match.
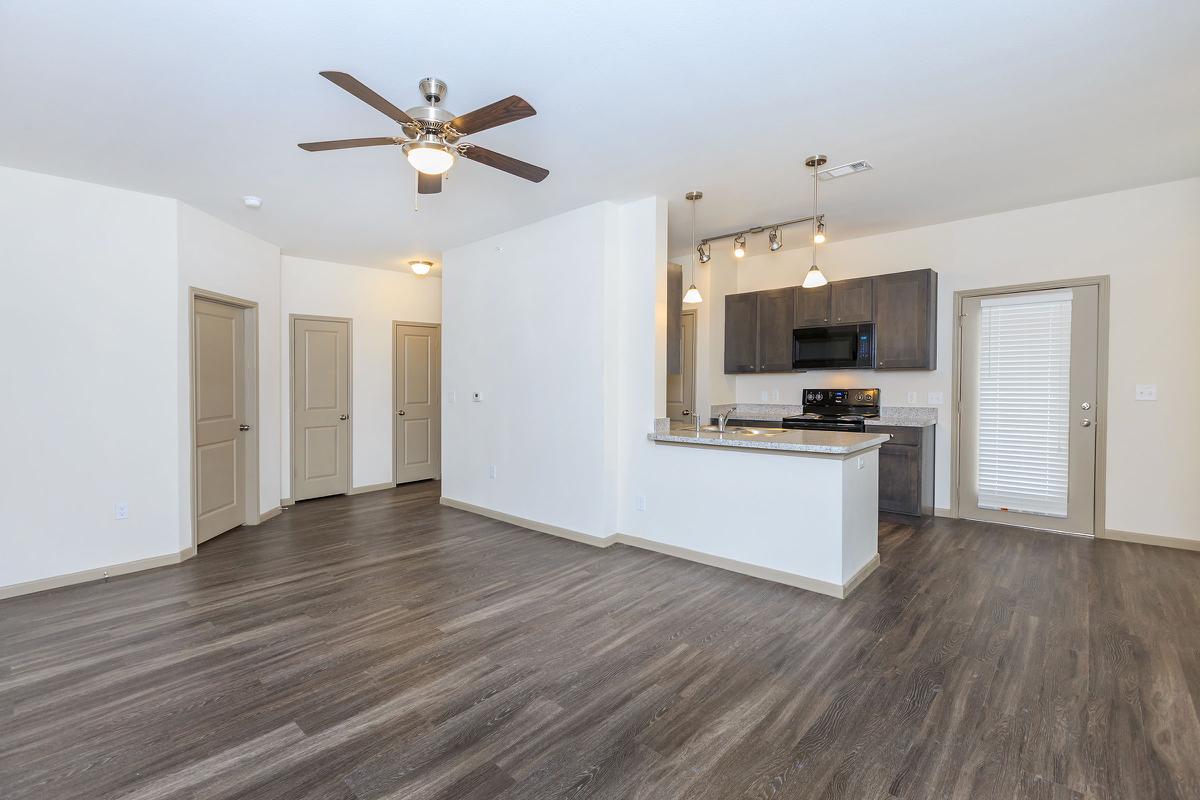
[710,403,938,428]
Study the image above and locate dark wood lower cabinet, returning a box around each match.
[874,424,935,516]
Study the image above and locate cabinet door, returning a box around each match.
[757,288,795,372]
[794,284,831,327]
[874,269,937,370]
[724,292,759,373]
[831,278,874,324]
[878,443,921,515]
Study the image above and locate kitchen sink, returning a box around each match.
[698,425,781,436]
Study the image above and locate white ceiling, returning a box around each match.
[2,0,1198,269]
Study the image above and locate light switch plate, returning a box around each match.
[114,502,129,520]
[472,391,483,403]
[771,389,781,402]
[760,391,769,401]
[906,391,918,404]
[1135,384,1158,401]
[635,495,647,511]
[488,464,497,479]
[447,390,456,403]
[928,391,945,405]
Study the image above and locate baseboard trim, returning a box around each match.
[349,482,396,496]
[1098,528,1200,552]
[615,533,862,599]
[281,497,294,508]
[934,506,954,518]
[255,506,282,524]
[439,497,617,548]
[0,548,193,601]
[440,498,880,599]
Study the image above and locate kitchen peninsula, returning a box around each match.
[644,420,888,598]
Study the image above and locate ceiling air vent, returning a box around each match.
[817,160,873,180]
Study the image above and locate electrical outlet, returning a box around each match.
[760,391,769,401]
[114,502,129,520]
[1135,384,1158,401]
[472,391,483,403]
[635,495,647,512]
[906,391,918,404]
[928,391,945,405]
[488,464,497,479]
[771,389,781,402]
[447,390,456,403]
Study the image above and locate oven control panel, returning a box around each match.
[803,388,879,407]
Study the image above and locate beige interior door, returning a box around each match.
[292,317,351,501]
[666,310,696,423]
[394,323,440,484]
[958,284,1100,535]
[194,298,247,543]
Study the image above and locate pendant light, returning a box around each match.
[802,154,829,289]
[683,191,703,303]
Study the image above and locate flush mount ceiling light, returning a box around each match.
[683,191,704,304]
[768,227,783,251]
[733,233,746,258]
[408,260,433,275]
[802,154,829,289]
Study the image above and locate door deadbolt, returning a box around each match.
[1081,402,1091,410]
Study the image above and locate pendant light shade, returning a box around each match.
[804,154,829,289]
[802,264,828,288]
[684,191,704,304]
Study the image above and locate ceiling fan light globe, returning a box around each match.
[406,142,455,175]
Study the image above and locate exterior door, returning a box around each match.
[194,298,247,543]
[666,310,696,422]
[957,284,1100,535]
[394,323,440,484]
[292,317,351,501]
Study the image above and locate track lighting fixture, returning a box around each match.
[684,191,704,304]
[813,216,826,244]
[768,227,783,252]
[697,242,711,264]
[803,154,829,288]
[733,233,746,259]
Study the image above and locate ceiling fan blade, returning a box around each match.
[448,96,536,136]
[297,137,397,152]
[417,172,442,194]
[319,71,415,127]
[459,145,549,183]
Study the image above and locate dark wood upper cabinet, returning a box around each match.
[831,278,874,324]
[794,284,831,327]
[757,288,795,372]
[724,292,759,373]
[873,269,937,370]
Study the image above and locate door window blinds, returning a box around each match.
[976,290,1072,517]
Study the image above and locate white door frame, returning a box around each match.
[289,313,354,500]
[392,320,441,484]
[949,275,1110,535]
[188,287,261,554]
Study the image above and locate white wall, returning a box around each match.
[280,256,441,497]
[441,202,621,538]
[176,202,282,547]
[711,177,1200,540]
[0,166,181,587]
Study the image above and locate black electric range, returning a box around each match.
[781,388,880,433]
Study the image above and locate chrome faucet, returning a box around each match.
[717,408,735,432]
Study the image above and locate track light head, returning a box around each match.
[733,234,746,259]
[768,227,783,252]
[813,217,826,244]
[697,242,711,263]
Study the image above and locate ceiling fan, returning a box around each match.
[298,72,549,194]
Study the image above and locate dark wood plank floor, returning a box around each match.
[2,482,1199,799]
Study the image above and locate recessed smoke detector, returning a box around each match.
[817,160,873,180]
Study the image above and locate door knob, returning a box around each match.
[238,424,251,432]
[682,409,691,416]
[397,410,406,415]
[339,414,349,420]
[1081,418,1092,427]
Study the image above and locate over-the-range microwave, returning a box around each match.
[792,323,875,370]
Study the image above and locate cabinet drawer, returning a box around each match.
[871,425,921,446]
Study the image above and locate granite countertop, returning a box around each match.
[711,403,938,428]
[649,425,891,456]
